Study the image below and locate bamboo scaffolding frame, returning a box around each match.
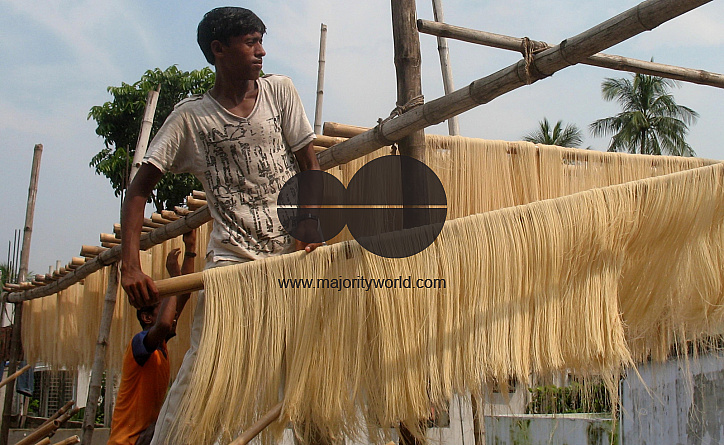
[416,19,724,89]
[6,205,212,303]
[317,0,713,170]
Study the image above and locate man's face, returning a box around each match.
[218,32,266,80]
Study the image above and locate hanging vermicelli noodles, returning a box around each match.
[17,136,724,443]
[21,221,211,378]
[166,159,724,444]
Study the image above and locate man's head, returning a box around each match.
[136,304,159,330]
[198,7,266,65]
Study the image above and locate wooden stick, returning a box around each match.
[80,265,118,445]
[0,365,31,389]
[30,438,50,445]
[151,213,174,225]
[38,400,74,430]
[192,190,207,200]
[322,122,368,138]
[186,197,207,211]
[417,19,724,89]
[142,218,163,229]
[161,210,180,221]
[314,23,328,135]
[431,0,460,135]
[317,0,712,170]
[314,134,348,148]
[156,271,205,298]
[129,85,161,183]
[13,420,57,445]
[53,436,80,445]
[79,246,107,258]
[99,234,120,245]
[228,402,283,445]
[1,144,43,445]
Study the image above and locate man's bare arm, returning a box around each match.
[121,163,164,308]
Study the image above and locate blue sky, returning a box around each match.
[1,0,723,275]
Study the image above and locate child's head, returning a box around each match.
[197,7,267,65]
[136,304,159,330]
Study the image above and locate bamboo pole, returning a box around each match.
[38,401,74,430]
[431,0,460,135]
[129,85,161,183]
[322,122,368,138]
[228,402,283,445]
[30,438,50,445]
[317,0,712,170]
[391,0,426,162]
[14,408,80,445]
[314,24,328,135]
[80,264,118,445]
[0,365,31,390]
[2,144,43,445]
[103,371,114,428]
[7,205,212,303]
[417,19,724,89]
[53,436,80,445]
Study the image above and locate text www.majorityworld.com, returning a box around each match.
[277,275,447,291]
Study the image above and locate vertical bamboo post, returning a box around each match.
[129,85,161,183]
[314,24,328,135]
[80,263,119,445]
[0,144,43,445]
[103,370,115,428]
[390,3,427,443]
[392,0,429,234]
[431,0,460,135]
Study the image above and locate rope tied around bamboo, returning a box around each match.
[520,37,550,84]
[374,95,425,146]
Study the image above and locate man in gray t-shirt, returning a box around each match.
[121,7,322,308]
[120,8,324,443]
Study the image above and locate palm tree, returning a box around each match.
[589,73,698,156]
[523,118,584,148]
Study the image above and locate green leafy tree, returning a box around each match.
[88,65,215,212]
[589,72,699,156]
[0,263,9,287]
[523,118,584,148]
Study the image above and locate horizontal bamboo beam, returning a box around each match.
[156,271,204,298]
[417,19,724,89]
[317,0,712,170]
[323,122,368,138]
[6,205,212,302]
[192,190,207,200]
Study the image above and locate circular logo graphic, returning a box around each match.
[278,155,447,258]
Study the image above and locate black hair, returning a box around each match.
[136,304,158,329]
[197,7,267,65]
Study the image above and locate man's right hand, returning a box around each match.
[121,265,159,308]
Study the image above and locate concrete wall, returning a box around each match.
[621,352,724,445]
[484,414,615,445]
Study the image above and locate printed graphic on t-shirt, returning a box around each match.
[200,115,297,255]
